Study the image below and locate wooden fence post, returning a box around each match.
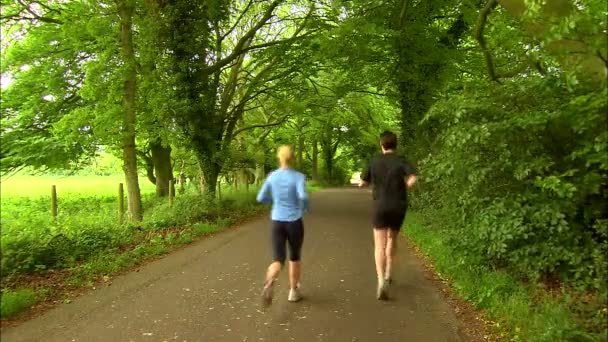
[118,183,124,224]
[217,177,222,201]
[51,185,58,219]
[169,180,174,207]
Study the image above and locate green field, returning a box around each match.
[1,175,156,198]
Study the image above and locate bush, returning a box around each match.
[416,77,607,291]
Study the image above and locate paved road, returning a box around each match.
[2,188,466,342]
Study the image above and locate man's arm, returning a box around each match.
[403,162,417,189]
[359,164,372,188]
[406,174,417,188]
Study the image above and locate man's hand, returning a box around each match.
[406,175,417,189]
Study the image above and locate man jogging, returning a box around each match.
[257,145,309,305]
[359,131,417,300]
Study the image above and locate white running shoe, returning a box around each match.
[288,287,302,302]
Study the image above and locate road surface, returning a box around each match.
[2,188,466,342]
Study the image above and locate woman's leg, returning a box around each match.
[265,261,282,284]
[263,221,287,305]
[286,219,304,301]
[288,261,300,289]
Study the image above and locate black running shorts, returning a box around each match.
[372,205,406,231]
[271,219,304,263]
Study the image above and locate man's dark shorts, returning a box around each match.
[372,203,406,231]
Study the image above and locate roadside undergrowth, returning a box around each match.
[403,212,607,342]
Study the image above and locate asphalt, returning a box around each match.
[1,188,466,342]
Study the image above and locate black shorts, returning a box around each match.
[271,219,304,263]
[372,205,406,231]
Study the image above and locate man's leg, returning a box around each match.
[385,209,406,283]
[373,228,388,280]
[373,228,390,299]
[385,229,398,282]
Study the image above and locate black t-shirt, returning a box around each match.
[361,153,416,209]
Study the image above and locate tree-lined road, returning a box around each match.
[2,189,466,342]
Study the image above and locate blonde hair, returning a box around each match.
[277,145,294,166]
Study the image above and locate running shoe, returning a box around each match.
[288,287,302,302]
[261,279,275,306]
[376,279,388,300]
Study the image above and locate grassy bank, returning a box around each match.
[0,175,323,320]
[404,212,607,342]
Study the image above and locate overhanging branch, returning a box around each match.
[475,0,499,82]
[351,89,387,97]
[221,0,255,41]
[232,116,291,137]
[205,0,281,75]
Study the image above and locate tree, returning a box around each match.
[1,1,98,175]
[153,0,321,195]
[1,0,147,220]
[115,0,142,220]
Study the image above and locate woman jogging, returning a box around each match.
[256,145,309,305]
[359,131,417,300]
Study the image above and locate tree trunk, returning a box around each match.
[138,151,156,185]
[179,160,186,194]
[311,140,318,181]
[323,144,333,180]
[198,158,220,197]
[151,140,173,197]
[117,0,142,221]
[297,134,304,169]
[255,163,265,185]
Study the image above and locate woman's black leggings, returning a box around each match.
[271,219,304,264]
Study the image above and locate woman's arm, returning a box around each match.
[296,175,310,213]
[256,177,272,204]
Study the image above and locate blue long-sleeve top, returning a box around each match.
[256,168,309,222]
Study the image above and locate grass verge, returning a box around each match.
[1,289,42,318]
[404,212,607,342]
